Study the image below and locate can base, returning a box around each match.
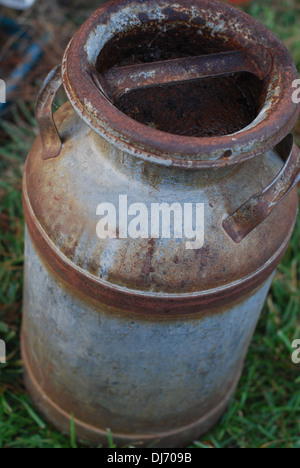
[21,333,242,448]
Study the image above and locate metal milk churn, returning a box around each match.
[22,0,300,447]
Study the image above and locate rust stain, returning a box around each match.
[61,0,299,168]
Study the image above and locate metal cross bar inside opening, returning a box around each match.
[97,45,272,101]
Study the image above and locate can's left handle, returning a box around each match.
[35,65,63,160]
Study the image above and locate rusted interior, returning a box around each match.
[96,23,265,138]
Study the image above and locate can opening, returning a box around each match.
[96,24,264,138]
[63,0,298,166]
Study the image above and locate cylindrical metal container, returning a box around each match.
[22,0,300,447]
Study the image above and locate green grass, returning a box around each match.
[0,0,299,449]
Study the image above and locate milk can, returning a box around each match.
[22,0,300,447]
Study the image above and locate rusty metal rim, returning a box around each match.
[22,332,242,444]
[23,165,297,316]
[61,0,299,169]
[62,61,299,170]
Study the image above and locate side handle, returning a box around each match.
[35,65,63,160]
[223,134,300,243]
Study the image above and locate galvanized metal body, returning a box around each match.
[22,0,299,448]
[23,227,273,447]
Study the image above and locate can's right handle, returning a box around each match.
[223,134,300,243]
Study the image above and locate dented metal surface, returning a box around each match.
[23,0,300,448]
